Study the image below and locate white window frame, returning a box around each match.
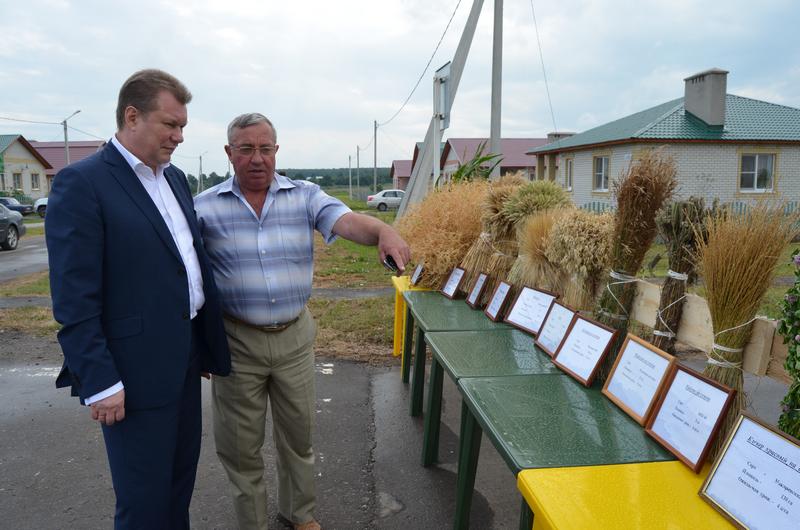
[12,173,22,190]
[593,156,609,192]
[31,173,40,191]
[565,158,573,191]
[739,153,775,193]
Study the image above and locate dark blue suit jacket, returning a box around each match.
[46,141,230,410]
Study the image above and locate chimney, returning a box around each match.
[683,68,729,127]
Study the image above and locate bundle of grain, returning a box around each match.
[506,209,569,293]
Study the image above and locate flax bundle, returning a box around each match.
[507,209,569,293]
[595,149,676,381]
[459,173,526,294]
[651,198,706,354]
[544,210,614,310]
[695,202,799,456]
[397,180,489,290]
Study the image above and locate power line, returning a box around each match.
[0,115,60,125]
[357,136,373,152]
[377,128,410,160]
[68,125,105,141]
[529,0,558,133]
[376,0,463,127]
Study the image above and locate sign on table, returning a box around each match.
[466,272,488,308]
[440,267,465,299]
[484,281,512,322]
[701,413,800,529]
[551,316,616,386]
[646,365,734,472]
[504,287,556,335]
[410,264,424,286]
[535,301,575,357]
[602,334,674,424]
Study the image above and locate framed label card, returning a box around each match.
[466,272,489,309]
[504,287,557,336]
[440,267,465,299]
[645,365,735,473]
[410,263,424,286]
[551,315,616,386]
[602,334,674,425]
[534,301,576,357]
[700,412,800,529]
[484,281,512,322]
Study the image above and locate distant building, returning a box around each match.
[441,138,550,181]
[0,135,52,200]
[390,160,413,190]
[29,140,106,194]
[529,68,800,209]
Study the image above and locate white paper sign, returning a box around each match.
[606,340,671,419]
[704,416,800,529]
[410,264,423,285]
[553,318,613,382]
[485,282,511,320]
[650,369,730,467]
[467,273,488,306]
[441,268,465,297]
[505,287,556,334]
[536,303,575,356]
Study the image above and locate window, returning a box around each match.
[565,159,573,191]
[740,153,774,193]
[12,173,21,190]
[31,173,40,190]
[0,173,5,190]
[593,156,609,191]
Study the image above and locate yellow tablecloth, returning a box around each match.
[391,275,431,357]
[517,461,731,529]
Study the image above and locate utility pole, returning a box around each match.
[356,146,360,195]
[61,110,81,166]
[489,0,503,179]
[373,120,378,193]
[348,155,352,199]
[197,150,208,194]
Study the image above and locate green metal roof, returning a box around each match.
[530,94,800,153]
[0,134,20,153]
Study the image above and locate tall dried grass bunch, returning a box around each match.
[397,180,489,289]
[695,202,799,456]
[544,210,614,310]
[507,209,569,293]
[595,149,676,380]
[651,198,707,353]
[500,180,572,228]
[459,173,526,294]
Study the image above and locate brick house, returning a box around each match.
[29,140,106,194]
[528,69,800,209]
[0,135,52,200]
[390,160,413,190]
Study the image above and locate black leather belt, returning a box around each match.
[224,313,300,332]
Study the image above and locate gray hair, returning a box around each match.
[226,113,277,144]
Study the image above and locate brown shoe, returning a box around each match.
[293,520,321,530]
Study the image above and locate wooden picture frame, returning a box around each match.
[484,281,513,322]
[440,267,466,299]
[699,412,800,529]
[551,315,617,387]
[410,263,424,286]
[534,301,576,357]
[503,286,558,336]
[601,334,675,425]
[645,364,735,473]
[466,272,489,309]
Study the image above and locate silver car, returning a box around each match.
[366,189,405,211]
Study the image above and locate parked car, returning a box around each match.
[366,189,405,211]
[34,197,48,217]
[0,204,26,250]
[0,197,34,215]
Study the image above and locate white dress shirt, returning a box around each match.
[84,136,205,405]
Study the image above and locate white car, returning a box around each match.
[366,189,405,211]
[34,197,48,217]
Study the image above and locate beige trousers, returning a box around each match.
[213,308,318,529]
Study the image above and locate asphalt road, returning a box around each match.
[0,235,49,282]
[0,356,516,530]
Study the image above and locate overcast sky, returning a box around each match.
[2,0,798,175]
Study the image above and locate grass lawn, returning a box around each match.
[0,306,60,336]
[0,270,50,297]
[22,215,44,224]
[24,226,44,237]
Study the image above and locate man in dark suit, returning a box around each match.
[46,69,230,529]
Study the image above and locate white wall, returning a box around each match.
[1,140,49,200]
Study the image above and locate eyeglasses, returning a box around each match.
[231,145,277,157]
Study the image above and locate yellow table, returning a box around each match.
[390,275,430,358]
[517,461,732,529]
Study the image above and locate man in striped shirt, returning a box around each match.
[195,113,409,530]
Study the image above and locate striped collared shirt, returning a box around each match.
[195,173,351,326]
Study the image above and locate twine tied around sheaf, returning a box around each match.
[653,271,689,339]
[603,270,639,320]
[705,317,758,371]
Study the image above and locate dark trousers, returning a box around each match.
[102,352,201,530]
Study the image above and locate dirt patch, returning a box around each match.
[314,330,400,367]
[0,329,62,365]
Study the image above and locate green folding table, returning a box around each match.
[421,329,562,467]
[401,290,509,416]
[453,375,674,530]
